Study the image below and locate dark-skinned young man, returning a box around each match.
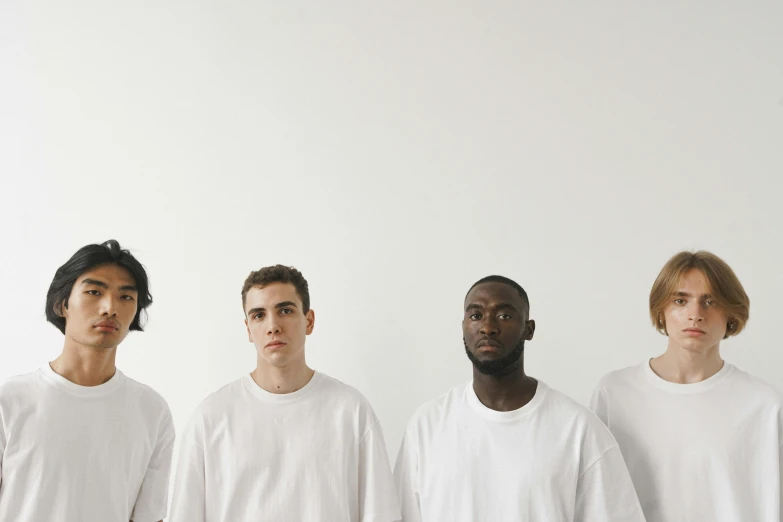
[393,275,645,522]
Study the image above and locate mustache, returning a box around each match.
[464,338,525,376]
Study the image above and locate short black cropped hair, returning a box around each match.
[45,240,153,334]
[466,275,530,310]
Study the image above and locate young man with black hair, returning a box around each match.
[0,240,174,522]
[170,264,400,522]
[393,275,645,521]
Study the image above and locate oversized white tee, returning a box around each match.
[0,364,175,522]
[591,361,783,522]
[169,371,401,522]
[393,379,645,522]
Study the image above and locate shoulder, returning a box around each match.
[190,377,246,421]
[122,372,172,416]
[312,373,384,432]
[0,369,46,411]
[593,363,645,392]
[540,383,617,441]
[315,372,375,407]
[0,368,41,395]
[543,384,610,427]
[728,365,783,404]
[405,382,469,431]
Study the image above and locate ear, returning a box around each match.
[305,309,315,335]
[658,313,668,336]
[525,319,536,341]
[244,318,253,343]
[55,299,68,318]
[724,318,736,339]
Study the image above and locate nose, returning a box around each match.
[99,294,119,317]
[479,317,499,336]
[688,302,705,323]
[266,317,282,336]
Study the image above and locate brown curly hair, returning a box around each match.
[241,264,310,313]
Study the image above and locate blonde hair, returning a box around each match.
[649,251,749,339]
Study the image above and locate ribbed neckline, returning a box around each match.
[642,359,734,395]
[242,371,323,403]
[39,363,124,397]
[465,379,548,422]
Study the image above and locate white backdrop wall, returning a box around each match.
[2,0,782,495]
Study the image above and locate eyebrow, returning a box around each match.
[674,291,712,298]
[81,278,137,292]
[247,301,299,315]
[465,302,519,312]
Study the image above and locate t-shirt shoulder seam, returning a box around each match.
[578,444,618,480]
[359,420,376,444]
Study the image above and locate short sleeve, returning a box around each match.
[589,387,610,426]
[575,446,645,521]
[0,401,6,490]
[392,426,422,522]
[357,413,402,522]
[130,406,175,522]
[168,411,207,522]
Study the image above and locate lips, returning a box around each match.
[265,340,287,349]
[477,339,501,349]
[683,328,706,335]
[94,320,119,331]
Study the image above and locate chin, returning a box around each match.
[679,339,717,353]
[264,357,295,369]
[261,350,297,366]
[85,341,118,350]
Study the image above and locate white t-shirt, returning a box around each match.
[169,371,401,522]
[591,361,783,522]
[393,379,645,522]
[0,364,175,522]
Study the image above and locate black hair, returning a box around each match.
[466,275,530,309]
[45,240,153,334]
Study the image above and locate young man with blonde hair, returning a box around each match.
[591,251,783,522]
[169,265,400,522]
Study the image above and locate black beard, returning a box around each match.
[464,338,525,377]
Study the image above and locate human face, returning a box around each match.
[61,264,139,350]
[463,282,535,373]
[662,269,729,353]
[244,282,315,369]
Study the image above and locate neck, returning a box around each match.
[252,358,314,394]
[51,340,118,387]
[472,362,537,412]
[650,340,724,384]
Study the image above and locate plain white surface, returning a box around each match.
[394,380,645,521]
[591,362,783,521]
[1,0,782,493]
[0,365,174,521]
[169,371,399,521]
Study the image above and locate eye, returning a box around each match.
[86,290,101,296]
[280,308,293,315]
[121,295,135,301]
[498,313,512,320]
[674,298,685,305]
[253,313,265,320]
[704,299,713,307]
[469,313,482,320]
